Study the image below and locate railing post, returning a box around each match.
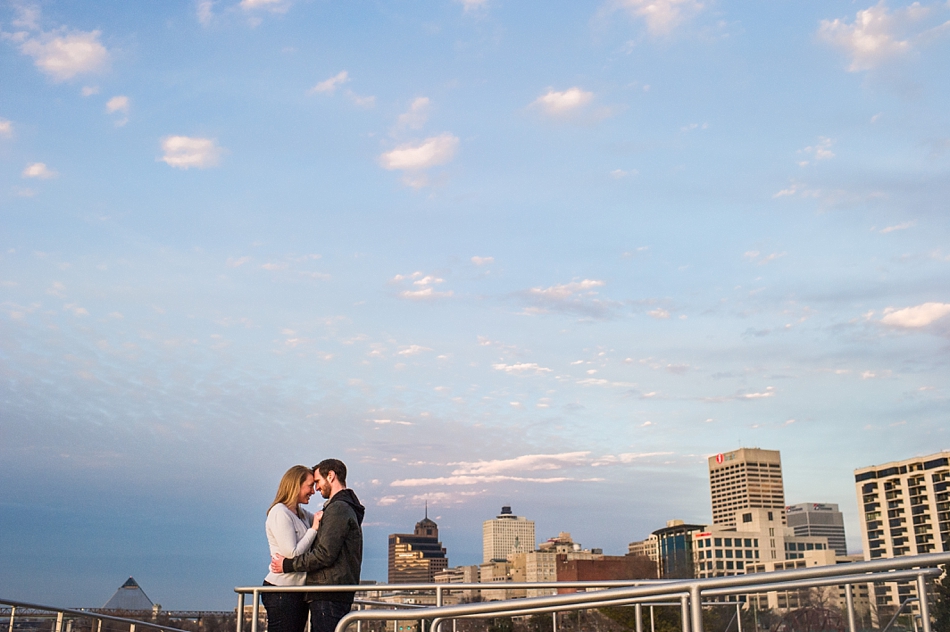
[735,601,742,632]
[356,604,361,632]
[96,619,102,632]
[436,587,442,608]
[916,573,932,632]
[680,594,690,632]
[8,605,15,632]
[251,590,260,632]
[55,612,64,632]
[650,605,655,632]
[130,624,136,632]
[634,603,643,632]
[689,586,703,632]
[551,612,556,632]
[845,584,856,632]
[237,592,245,632]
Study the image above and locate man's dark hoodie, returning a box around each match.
[283,488,365,603]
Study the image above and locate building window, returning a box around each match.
[726,561,734,570]
[742,513,752,523]
[715,538,722,546]
[768,511,773,521]
[725,538,732,546]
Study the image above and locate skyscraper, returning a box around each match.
[482,506,535,563]
[854,451,950,621]
[388,510,449,583]
[708,447,786,528]
[786,503,847,556]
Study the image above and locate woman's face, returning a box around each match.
[297,474,315,506]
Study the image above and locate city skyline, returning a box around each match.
[2,0,949,612]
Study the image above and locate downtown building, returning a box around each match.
[709,448,787,528]
[854,451,950,621]
[482,506,536,562]
[388,512,449,583]
[786,502,848,556]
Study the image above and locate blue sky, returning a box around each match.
[1,0,949,611]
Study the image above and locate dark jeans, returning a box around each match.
[261,582,308,632]
[308,600,352,632]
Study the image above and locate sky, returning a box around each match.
[1,0,949,612]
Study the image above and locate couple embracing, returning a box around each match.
[263,459,365,632]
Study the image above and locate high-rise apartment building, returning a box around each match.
[708,447,786,528]
[482,506,535,563]
[388,512,448,583]
[854,451,950,621]
[786,503,847,556]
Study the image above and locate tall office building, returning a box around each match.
[388,511,448,583]
[708,447,786,528]
[854,451,950,620]
[786,503,847,556]
[482,506,535,563]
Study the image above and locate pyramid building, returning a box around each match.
[103,577,154,611]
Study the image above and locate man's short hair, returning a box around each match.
[314,459,347,486]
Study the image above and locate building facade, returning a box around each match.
[627,534,659,573]
[786,502,847,556]
[388,514,449,583]
[653,520,706,579]
[708,447,786,528]
[854,451,950,621]
[482,506,536,563]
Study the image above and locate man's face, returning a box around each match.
[314,470,333,499]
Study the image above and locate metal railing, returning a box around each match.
[234,551,950,632]
[0,599,190,632]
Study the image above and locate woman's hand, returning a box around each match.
[270,554,285,574]
[312,510,324,530]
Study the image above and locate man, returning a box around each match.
[270,459,365,632]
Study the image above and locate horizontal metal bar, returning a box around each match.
[0,599,189,632]
[353,601,427,610]
[434,568,942,621]
[234,580,668,594]
[330,551,950,632]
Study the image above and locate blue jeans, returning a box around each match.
[308,600,353,632]
[261,583,308,632]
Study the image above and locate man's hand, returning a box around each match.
[270,554,286,574]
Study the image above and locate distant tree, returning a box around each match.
[487,617,513,632]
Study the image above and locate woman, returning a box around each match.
[263,465,321,632]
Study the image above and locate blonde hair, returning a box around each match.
[268,465,313,518]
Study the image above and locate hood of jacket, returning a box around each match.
[327,488,365,525]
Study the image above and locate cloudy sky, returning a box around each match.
[2,0,950,611]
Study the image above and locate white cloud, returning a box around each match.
[22,162,57,179]
[523,279,614,317]
[19,29,109,81]
[648,308,670,319]
[397,345,432,356]
[878,220,916,234]
[379,133,459,171]
[618,0,705,36]
[393,271,454,300]
[456,0,488,11]
[611,169,638,179]
[799,137,835,164]
[0,119,12,137]
[348,93,375,108]
[529,279,605,300]
[81,86,99,96]
[818,2,940,72]
[471,256,494,266]
[881,302,950,328]
[240,0,291,12]
[159,136,222,169]
[309,71,349,94]
[744,251,787,265]
[226,256,251,267]
[531,87,594,116]
[492,362,552,375]
[391,474,573,487]
[452,452,590,475]
[196,0,214,25]
[397,97,431,129]
[106,95,129,114]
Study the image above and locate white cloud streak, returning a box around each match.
[617,0,705,36]
[309,71,349,94]
[531,87,593,116]
[379,133,459,171]
[18,29,109,81]
[880,302,950,328]
[22,162,57,179]
[159,136,222,169]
